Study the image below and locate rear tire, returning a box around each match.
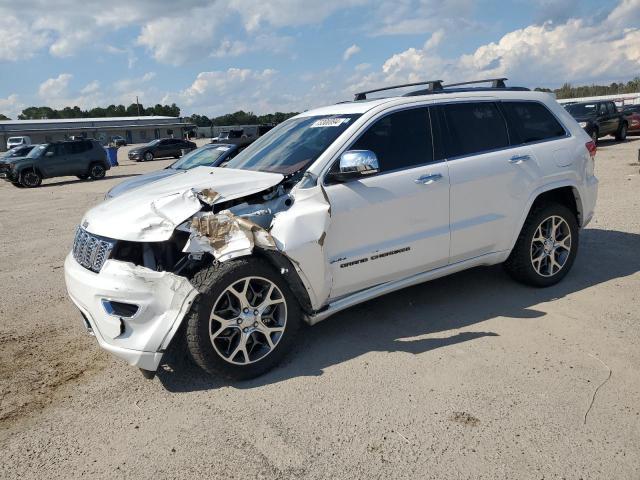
[615,123,627,141]
[19,170,42,188]
[185,257,302,380]
[89,163,106,180]
[504,203,579,287]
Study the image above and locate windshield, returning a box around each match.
[224,114,360,175]
[26,144,48,158]
[565,104,597,116]
[8,137,23,142]
[171,146,232,170]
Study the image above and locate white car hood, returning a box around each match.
[82,166,284,242]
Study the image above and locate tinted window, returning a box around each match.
[350,107,433,172]
[598,103,607,115]
[441,102,509,158]
[607,103,616,114]
[502,102,565,144]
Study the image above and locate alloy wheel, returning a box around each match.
[530,215,572,277]
[209,276,287,365]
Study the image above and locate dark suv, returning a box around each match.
[564,100,628,143]
[0,139,110,188]
[127,138,196,162]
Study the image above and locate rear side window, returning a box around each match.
[440,102,509,158]
[351,107,433,172]
[502,102,566,144]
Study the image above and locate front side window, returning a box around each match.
[349,107,433,172]
[502,101,565,144]
[441,102,509,158]
[225,114,360,175]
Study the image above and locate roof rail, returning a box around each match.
[443,78,508,89]
[354,80,443,101]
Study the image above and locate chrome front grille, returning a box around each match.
[72,227,115,272]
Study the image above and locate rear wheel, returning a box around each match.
[504,203,579,287]
[615,123,627,141]
[89,163,106,180]
[20,170,42,188]
[185,257,302,380]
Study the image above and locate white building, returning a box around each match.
[0,116,196,150]
[557,92,640,108]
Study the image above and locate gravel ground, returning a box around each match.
[1,138,639,479]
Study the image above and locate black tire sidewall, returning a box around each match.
[506,203,579,287]
[20,170,41,188]
[144,151,153,161]
[186,258,302,380]
[90,163,106,179]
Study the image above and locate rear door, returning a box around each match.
[438,101,539,262]
[324,106,451,298]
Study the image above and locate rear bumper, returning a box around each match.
[64,253,198,371]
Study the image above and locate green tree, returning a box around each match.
[0,113,10,120]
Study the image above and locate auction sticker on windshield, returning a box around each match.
[310,118,351,128]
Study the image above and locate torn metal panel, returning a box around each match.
[82,167,284,242]
[184,211,276,262]
[270,185,332,310]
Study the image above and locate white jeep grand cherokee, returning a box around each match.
[65,79,598,380]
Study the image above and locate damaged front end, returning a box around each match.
[65,167,333,371]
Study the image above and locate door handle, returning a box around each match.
[414,173,443,184]
[509,154,531,164]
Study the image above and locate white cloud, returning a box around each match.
[424,29,444,50]
[0,94,23,119]
[80,81,101,95]
[343,44,361,61]
[369,0,640,89]
[0,16,49,61]
[38,74,73,100]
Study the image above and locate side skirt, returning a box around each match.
[305,250,509,326]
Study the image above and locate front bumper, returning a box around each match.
[128,152,141,160]
[64,253,198,371]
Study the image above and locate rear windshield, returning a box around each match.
[225,114,360,175]
[565,104,597,116]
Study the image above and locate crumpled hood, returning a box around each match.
[106,168,178,199]
[82,166,284,242]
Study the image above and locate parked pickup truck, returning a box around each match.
[565,100,628,143]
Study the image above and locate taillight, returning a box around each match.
[586,140,597,159]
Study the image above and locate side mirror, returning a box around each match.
[329,150,379,182]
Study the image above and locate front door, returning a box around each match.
[324,106,451,299]
[40,144,70,177]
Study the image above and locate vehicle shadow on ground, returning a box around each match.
[39,174,140,188]
[157,228,640,392]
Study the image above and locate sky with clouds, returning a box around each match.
[0,0,638,119]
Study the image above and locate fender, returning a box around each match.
[509,179,583,251]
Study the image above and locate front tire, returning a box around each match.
[20,170,42,188]
[504,203,579,287]
[185,257,302,380]
[144,151,154,162]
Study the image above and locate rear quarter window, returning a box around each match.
[501,101,566,144]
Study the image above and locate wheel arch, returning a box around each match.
[510,182,583,251]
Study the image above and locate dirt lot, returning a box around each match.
[1,138,639,479]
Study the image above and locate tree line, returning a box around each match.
[534,77,640,99]
[11,103,181,120]
[187,110,299,127]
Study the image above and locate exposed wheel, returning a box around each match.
[615,123,627,141]
[144,151,154,162]
[77,174,89,180]
[185,257,302,380]
[20,170,42,188]
[89,163,106,180]
[504,203,579,287]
